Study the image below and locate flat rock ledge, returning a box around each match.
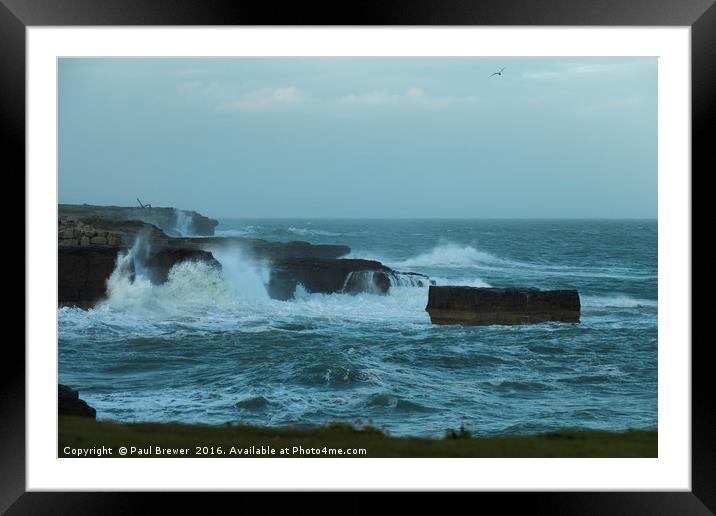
[426,286,580,326]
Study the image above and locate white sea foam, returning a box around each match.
[582,295,657,308]
[395,243,505,269]
[359,242,653,282]
[431,276,492,288]
[287,227,342,237]
[98,238,237,314]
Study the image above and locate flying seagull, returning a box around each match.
[490,67,506,77]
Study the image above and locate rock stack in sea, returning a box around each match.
[425,286,580,325]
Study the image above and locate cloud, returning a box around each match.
[219,86,305,111]
[337,87,479,108]
[571,96,647,117]
[523,59,655,80]
[177,68,208,77]
[179,82,479,114]
[179,82,305,112]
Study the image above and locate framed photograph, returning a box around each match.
[8,0,709,512]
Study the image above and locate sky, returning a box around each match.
[58,58,657,218]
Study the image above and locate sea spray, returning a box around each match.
[341,270,432,294]
[208,245,271,303]
[341,271,385,295]
[101,234,155,310]
[100,234,233,313]
[173,209,194,236]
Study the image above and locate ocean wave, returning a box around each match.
[485,380,557,392]
[581,295,657,308]
[215,229,252,237]
[287,227,342,237]
[365,394,432,412]
[395,243,508,269]
[384,243,654,282]
[235,396,271,410]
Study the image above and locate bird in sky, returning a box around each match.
[490,67,506,77]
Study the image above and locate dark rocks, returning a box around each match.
[180,237,351,260]
[266,260,432,300]
[58,384,96,419]
[267,258,392,300]
[59,246,122,307]
[343,270,391,295]
[426,286,580,325]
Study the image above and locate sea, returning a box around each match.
[58,219,657,438]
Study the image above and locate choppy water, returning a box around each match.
[59,219,657,437]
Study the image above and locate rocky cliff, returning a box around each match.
[58,205,425,307]
[59,204,219,236]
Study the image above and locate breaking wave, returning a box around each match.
[380,243,653,281]
[287,227,342,237]
[395,243,506,269]
[97,237,270,314]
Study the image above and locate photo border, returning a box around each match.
[6,0,709,512]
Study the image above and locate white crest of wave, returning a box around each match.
[287,227,341,237]
[582,295,657,308]
[397,243,504,268]
[431,276,492,288]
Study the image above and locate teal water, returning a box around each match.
[59,219,657,437]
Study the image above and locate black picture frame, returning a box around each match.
[5,0,709,513]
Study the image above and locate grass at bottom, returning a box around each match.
[58,416,657,458]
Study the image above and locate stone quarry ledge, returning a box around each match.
[59,203,219,236]
[426,286,580,326]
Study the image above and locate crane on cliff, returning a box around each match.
[136,198,152,209]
